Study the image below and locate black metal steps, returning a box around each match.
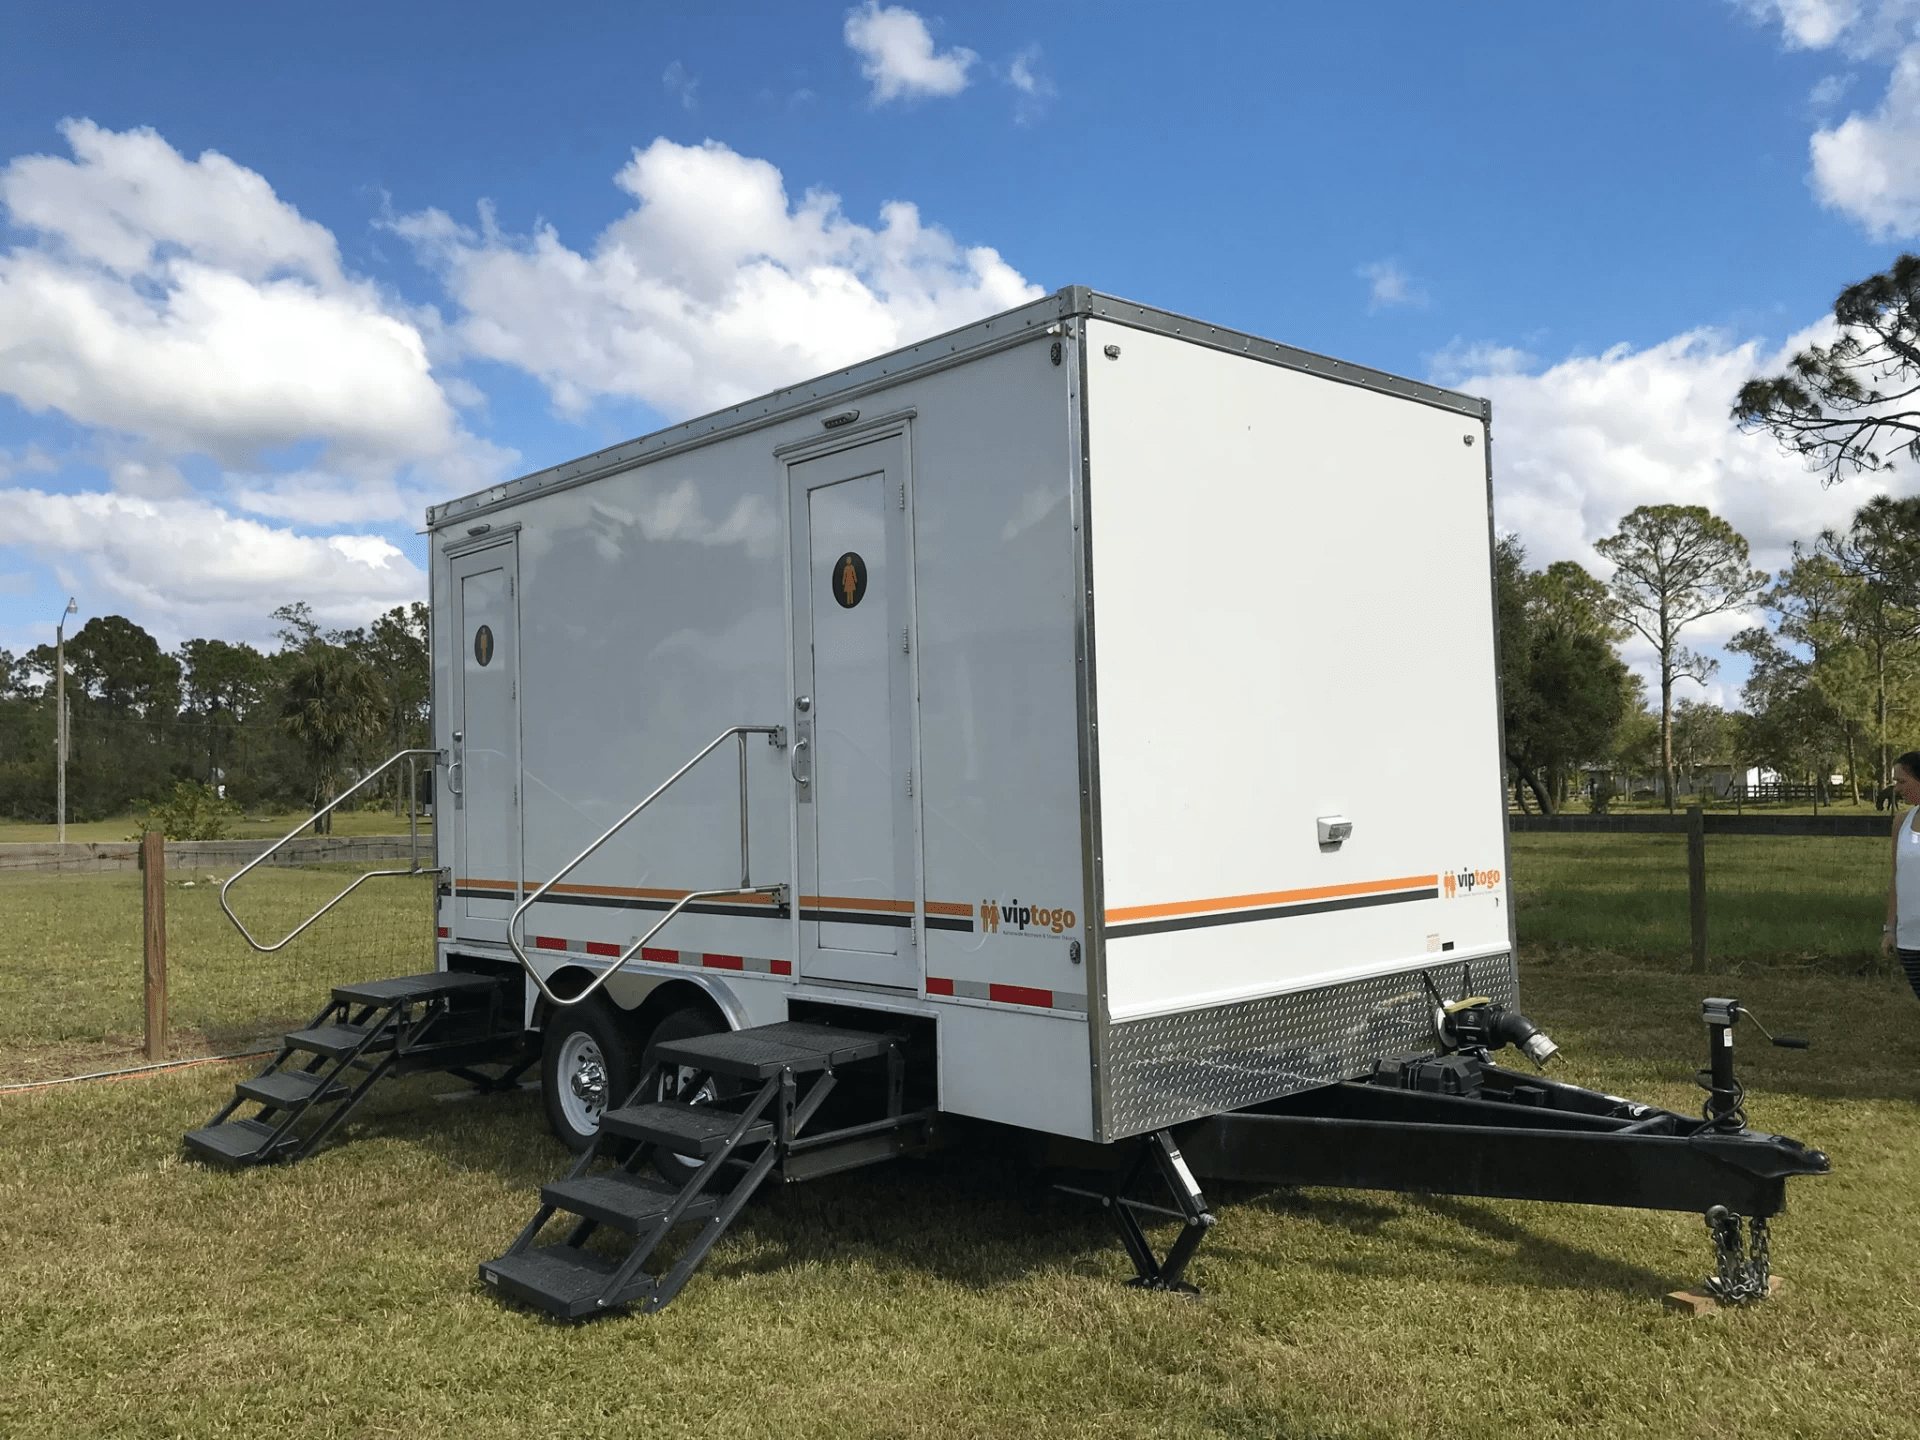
[650,1020,896,1080]
[542,1170,718,1232]
[237,1069,347,1108]
[285,1023,385,1060]
[483,1018,924,1320]
[183,970,529,1169]
[182,1116,298,1164]
[602,1101,774,1156]
[481,1246,641,1320]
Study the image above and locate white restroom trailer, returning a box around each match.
[427,286,1515,1150]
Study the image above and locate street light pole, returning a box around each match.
[54,597,76,844]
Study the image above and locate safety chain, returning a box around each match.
[1702,1206,1772,1304]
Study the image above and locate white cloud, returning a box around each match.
[1744,0,1920,55]
[394,137,1041,421]
[662,61,699,111]
[1743,1,1920,235]
[1747,0,1870,50]
[0,487,422,643]
[1427,338,1536,387]
[1810,43,1920,235]
[1004,45,1056,124]
[0,120,461,467]
[1357,259,1426,312]
[844,4,977,102]
[1810,71,1856,103]
[1446,324,1908,685]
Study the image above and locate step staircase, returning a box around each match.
[481,1020,933,1319]
[184,971,532,1168]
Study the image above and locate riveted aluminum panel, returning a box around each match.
[1100,952,1518,1141]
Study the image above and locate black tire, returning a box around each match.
[540,995,637,1153]
[640,1005,732,1179]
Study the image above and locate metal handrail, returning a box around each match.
[508,725,787,1009]
[219,747,441,953]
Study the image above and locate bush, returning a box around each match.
[130,780,241,841]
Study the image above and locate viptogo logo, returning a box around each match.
[1442,867,1501,898]
[981,898,1077,936]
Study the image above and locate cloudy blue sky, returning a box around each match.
[3,0,1919,700]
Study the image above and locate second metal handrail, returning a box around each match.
[508,725,787,1009]
[221,747,441,953]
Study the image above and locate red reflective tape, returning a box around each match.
[584,941,621,957]
[702,953,744,971]
[534,936,567,951]
[925,976,954,996]
[771,959,792,976]
[990,983,1052,1008]
[641,947,679,964]
[435,927,449,938]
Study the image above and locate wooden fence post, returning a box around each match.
[1687,804,1708,975]
[142,830,167,1061]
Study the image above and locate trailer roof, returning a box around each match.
[426,286,1490,529]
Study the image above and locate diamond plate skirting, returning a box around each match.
[1099,954,1519,1140]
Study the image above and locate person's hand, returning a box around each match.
[1883,928,1897,957]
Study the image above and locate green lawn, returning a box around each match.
[0,809,433,844]
[1509,832,1889,967]
[0,864,433,1081]
[0,839,1917,1436]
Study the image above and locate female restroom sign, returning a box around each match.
[831,551,868,609]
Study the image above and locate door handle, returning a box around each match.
[790,737,810,787]
[448,731,464,802]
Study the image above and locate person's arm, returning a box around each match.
[1887,810,1903,956]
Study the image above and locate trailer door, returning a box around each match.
[450,538,521,944]
[788,435,919,990]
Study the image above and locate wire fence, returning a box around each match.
[0,854,436,1084]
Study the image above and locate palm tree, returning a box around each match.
[279,647,386,834]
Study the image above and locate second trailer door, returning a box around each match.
[788,434,919,989]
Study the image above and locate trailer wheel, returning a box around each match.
[541,996,635,1153]
[641,1005,735,1179]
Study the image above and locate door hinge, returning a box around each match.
[899,483,906,511]
[906,768,913,797]
[509,576,515,597]
[902,627,910,654]
[910,926,918,947]
[513,784,518,807]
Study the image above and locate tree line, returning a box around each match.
[1502,495,1920,813]
[1505,250,1920,813]
[0,601,427,831]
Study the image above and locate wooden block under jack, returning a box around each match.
[1664,1276,1786,1316]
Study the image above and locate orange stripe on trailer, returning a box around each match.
[1105,873,1440,925]
[800,894,916,914]
[456,877,516,892]
[924,900,973,917]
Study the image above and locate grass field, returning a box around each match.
[1,838,1917,1436]
[1509,832,1889,967]
[0,864,432,1082]
[0,809,433,844]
